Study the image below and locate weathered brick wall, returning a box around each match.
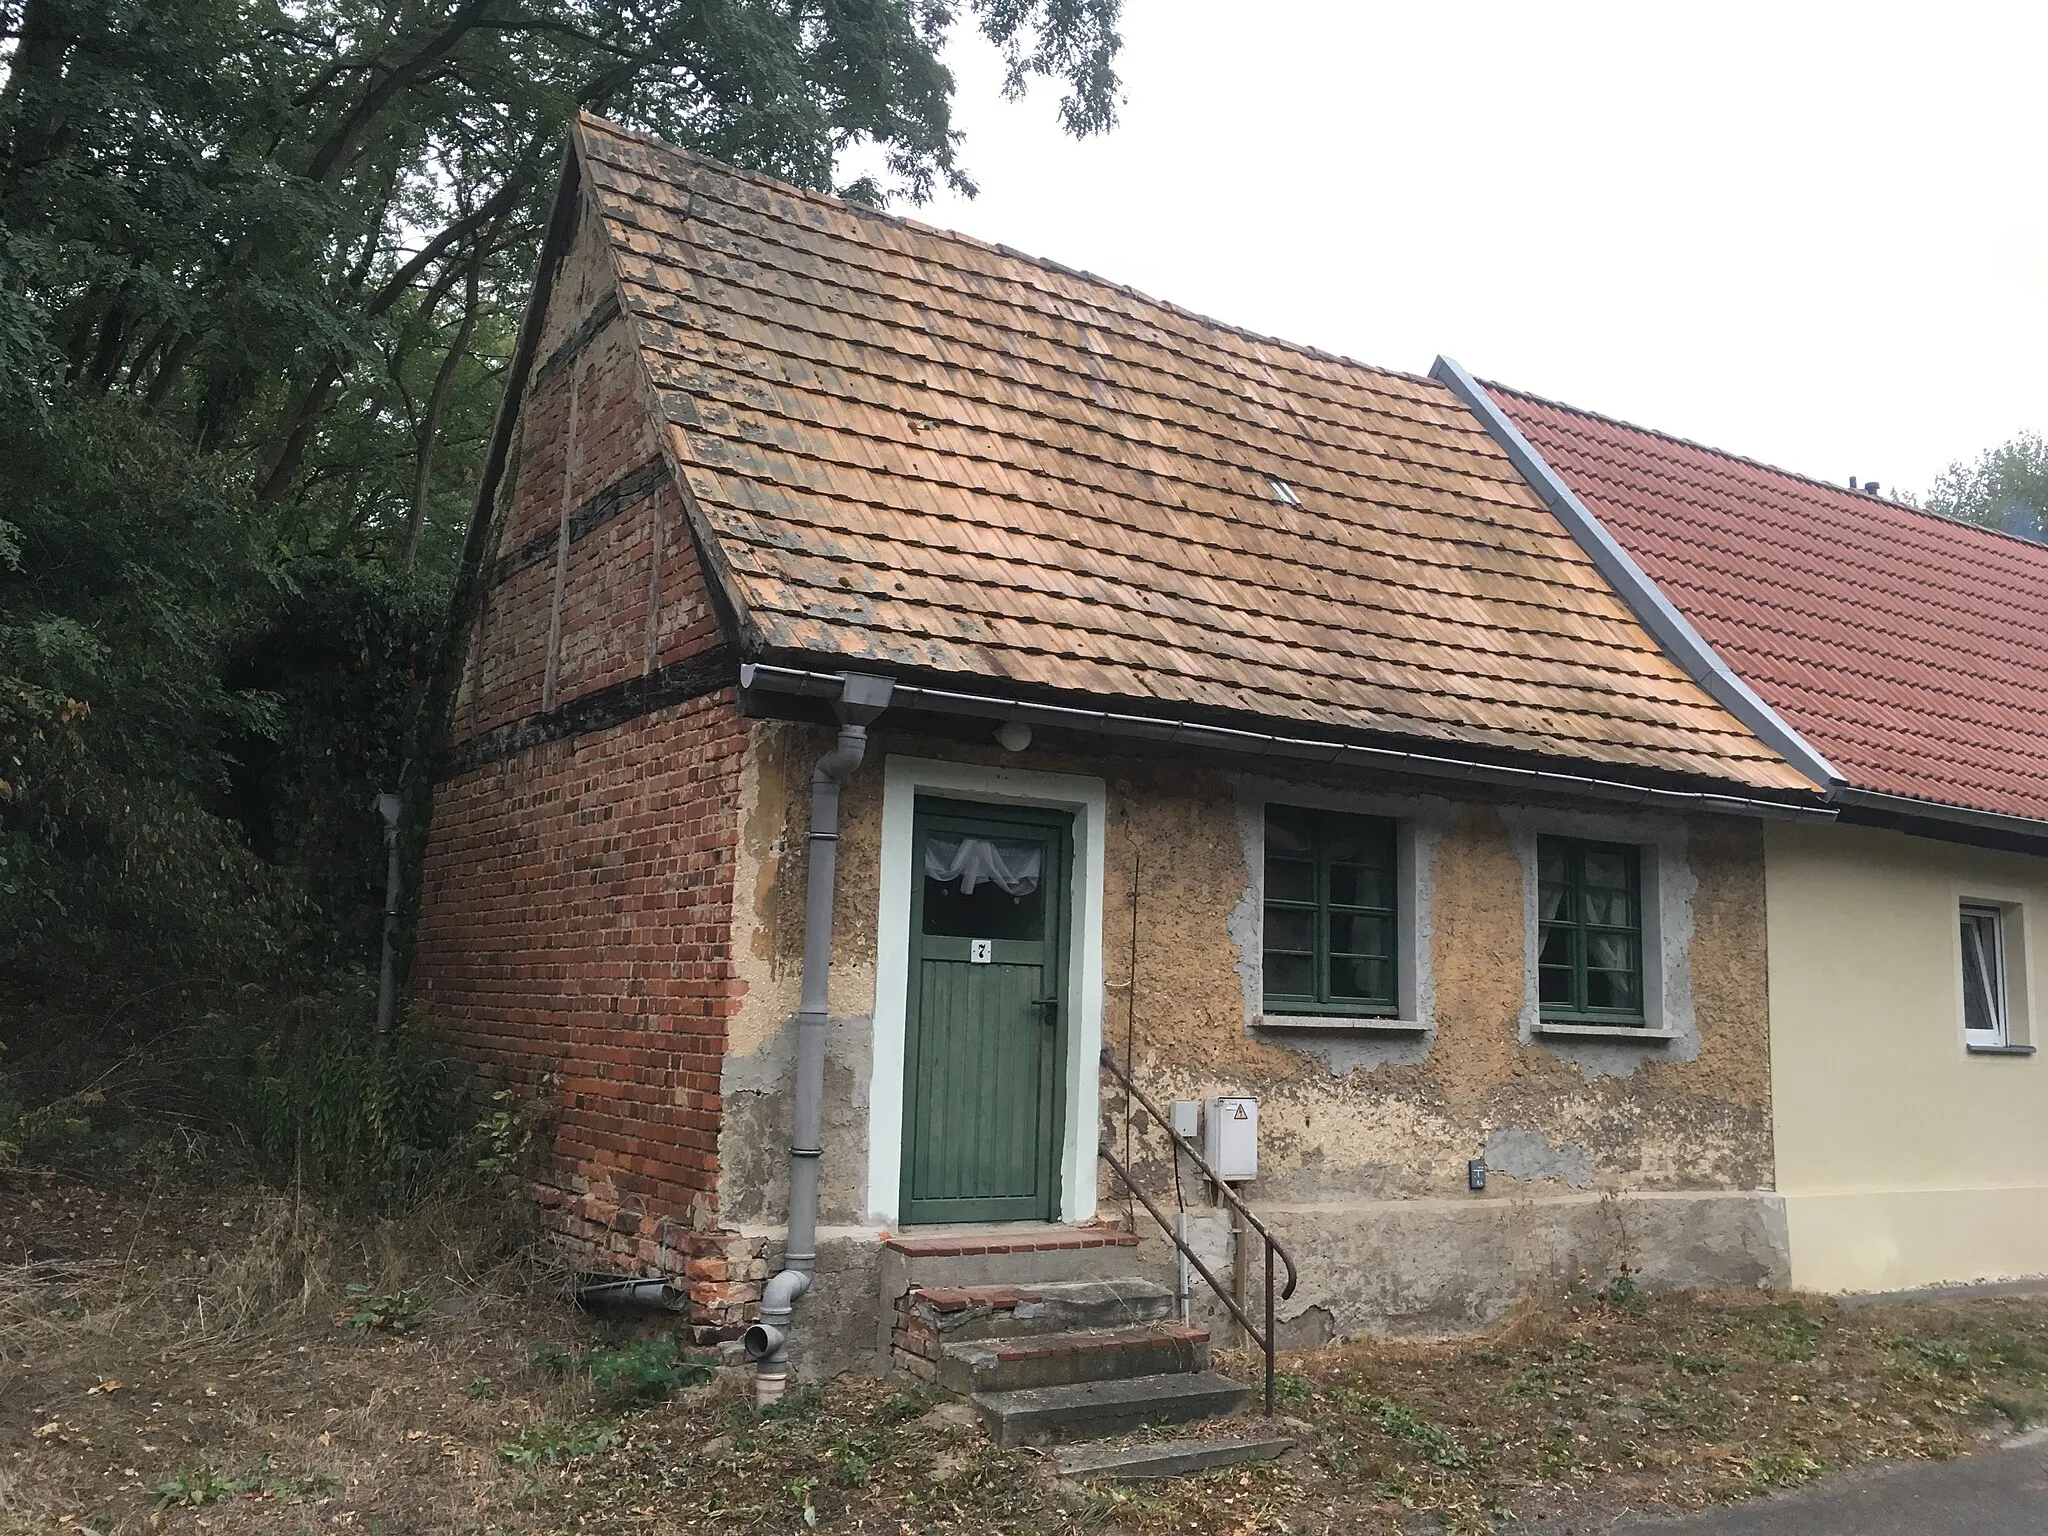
[413,189,761,1340]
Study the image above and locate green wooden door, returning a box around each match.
[901,798,1072,1225]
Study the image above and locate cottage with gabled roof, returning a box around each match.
[411,115,1827,1417]
[1469,378,2048,1296]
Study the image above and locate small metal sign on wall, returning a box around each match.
[969,939,993,963]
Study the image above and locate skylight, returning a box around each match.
[1268,477,1303,507]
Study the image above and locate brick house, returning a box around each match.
[410,115,1829,1392]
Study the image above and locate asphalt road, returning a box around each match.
[1508,1431,2048,1535]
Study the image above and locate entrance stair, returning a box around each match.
[881,1229,1286,1472]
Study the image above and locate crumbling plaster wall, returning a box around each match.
[717,718,1783,1357]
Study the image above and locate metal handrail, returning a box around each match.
[1097,1045,1299,1414]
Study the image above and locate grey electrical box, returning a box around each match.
[1203,1095,1258,1181]
[1169,1099,1200,1140]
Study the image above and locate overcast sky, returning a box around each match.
[865,1,2047,499]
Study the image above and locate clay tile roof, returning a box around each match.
[570,114,1814,796]
[1490,383,2048,823]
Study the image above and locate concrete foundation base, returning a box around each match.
[1243,1189,1789,1345]
[752,1190,1790,1379]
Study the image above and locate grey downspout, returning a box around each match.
[743,673,892,1405]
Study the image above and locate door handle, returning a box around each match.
[1032,996,1060,1026]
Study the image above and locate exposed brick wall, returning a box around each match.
[414,190,755,1341]
[890,1293,940,1381]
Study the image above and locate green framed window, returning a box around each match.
[1538,836,1645,1021]
[1262,807,1398,1015]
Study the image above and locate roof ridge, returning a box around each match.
[1485,376,2048,560]
[572,111,1441,399]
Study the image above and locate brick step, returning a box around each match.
[972,1370,1252,1448]
[908,1277,1176,1343]
[937,1322,1208,1394]
[882,1227,1147,1292]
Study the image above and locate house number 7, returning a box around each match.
[970,939,993,964]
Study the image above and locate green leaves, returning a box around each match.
[1926,432,2048,546]
[0,0,1123,1187]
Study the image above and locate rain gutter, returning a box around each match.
[1430,355,1846,796]
[738,663,1835,823]
[1834,787,2048,846]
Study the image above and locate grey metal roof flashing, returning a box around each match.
[1430,355,1845,795]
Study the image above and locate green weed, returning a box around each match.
[759,1384,826,1423]
[471,1088,534,1176]
[784,1473,820,1528]
[529,1342,574,1376]
[496,1421,623,1482]
[154,1468,250,1509]
[1342,1392,1473,1470]
[1747,1450,1825,1487]
[1538,1422,1579,1480]
[1604,1274,1648,1316]
[1903,1338,1974,1373]
[827,1436,877,1486]
[584,1337,713,1408]
[152,1466,338,1510]
[1272,1369,1316,1410]
[876,1381,945,1424]
[1507,1366,1552,1402]
[338,1282,429,1335]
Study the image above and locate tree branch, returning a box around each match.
[364,167,530,318]
[303,0,498,184]
[405,246,485,566]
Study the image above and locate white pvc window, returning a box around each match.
[1961,903,2009,1048]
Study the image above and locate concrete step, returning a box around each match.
[1056,1434,1295,1480]
[937,1322,1208,1394]
[972,1370,1252,1448]
[909,1277,1176,1342]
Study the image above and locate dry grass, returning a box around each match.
[0,1138,587,1535]
[8,1153,2048,1535]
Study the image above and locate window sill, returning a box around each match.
[1256,1014,1428,1035]
[1966,1041,2037,1056]
[1533,1021,1674,1043]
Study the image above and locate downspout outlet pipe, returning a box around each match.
[753,672,892,1409]
[740,1267,808,1404]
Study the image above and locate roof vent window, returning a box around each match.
[1267,477,1303,507]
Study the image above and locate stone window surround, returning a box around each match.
[1233,779,1443,1037]
[1534,833,1652,1027]
[1508,807,1702,1071]
[1259,804,1404,1020]
[1234,786,1706,1077]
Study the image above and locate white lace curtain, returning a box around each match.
[924,835,1042,896]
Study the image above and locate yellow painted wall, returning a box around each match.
[1766,820,2048,1292]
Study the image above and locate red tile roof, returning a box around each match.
[1490,384,2048,823]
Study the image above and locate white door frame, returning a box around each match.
[868,754,1107,1226]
